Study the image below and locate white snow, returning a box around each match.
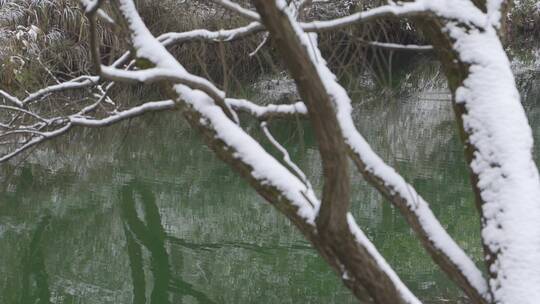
[277,0,490,300]
[177,86,319,221]
[79,0,100,13]
[214,0,260,21]
[347,213,421,304]
[276,1,424,302]
[70,100,176,127]
[448,21,540,303]
[158,22,263,47]
[226,98,307,118]
[7,0,534,302]
[301,0,485,32]
[23,76,99,105]
[112,0,320,223]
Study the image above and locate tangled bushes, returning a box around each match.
[0,0,537,95]
[0,0,273,93]
[508,0,540,44]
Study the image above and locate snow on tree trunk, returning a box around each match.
[447,20,540,304]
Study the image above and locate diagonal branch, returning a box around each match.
[300,2,429,32]
[227,83,489,302]
[158,22,264,47]
[251,1,490,303]
[252,1,419,303]
[212,0,261,21]
[0,90,24,108]
[417,8,540,302]
[0,99,177,162]
[252,1,352,232]
[104,1,415,302]
[260,121,313,191]
[22,76,100,105]
[0,105,50,124]
[102,1,238,123]
[300,0,486,32]
[226,98,307,120]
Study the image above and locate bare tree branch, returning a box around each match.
[212,0,261,21]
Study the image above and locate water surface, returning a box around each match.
[0,58,539,304]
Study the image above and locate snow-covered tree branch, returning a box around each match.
[0,0,538,303]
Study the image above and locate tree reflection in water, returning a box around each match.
[121,180,215,304]
[20,214,52,304]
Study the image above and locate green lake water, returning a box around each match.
[0,61,538,303]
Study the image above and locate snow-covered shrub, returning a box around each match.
[508,0,540,42]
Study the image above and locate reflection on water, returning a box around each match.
[121,180,215,304]
[0,57,538,303]
[20,214,52,304]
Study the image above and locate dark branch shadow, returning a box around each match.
[19,214,52,304]
[120,179,215,304]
